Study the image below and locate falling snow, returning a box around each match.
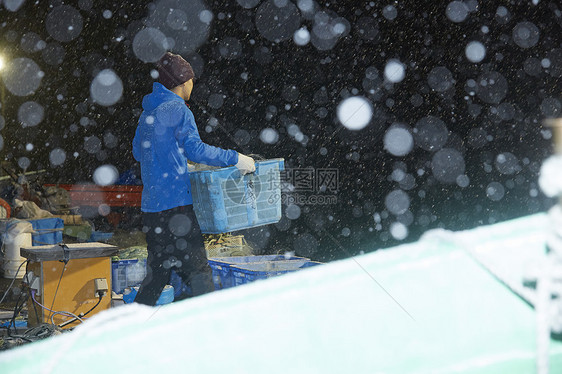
[0,0,558,283]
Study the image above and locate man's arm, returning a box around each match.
[174,104,239,167]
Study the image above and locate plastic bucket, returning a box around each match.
[2,232,32,279]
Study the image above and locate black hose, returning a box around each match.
[58,293,103,328]
[7,288,27,337]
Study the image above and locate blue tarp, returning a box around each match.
[27,218,63,246]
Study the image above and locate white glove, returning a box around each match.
[235,153,256,175]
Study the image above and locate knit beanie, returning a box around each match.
[157,52,195,90]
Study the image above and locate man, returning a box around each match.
[132,52,255,305]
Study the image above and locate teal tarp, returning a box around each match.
[1,213,561,373]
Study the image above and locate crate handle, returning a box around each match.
[248,154,265,161]
[248,154,265,174]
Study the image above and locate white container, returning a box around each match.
[2,232,32,279]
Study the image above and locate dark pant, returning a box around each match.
[135,205,214,306]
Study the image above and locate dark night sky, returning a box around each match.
[0,0,561,261]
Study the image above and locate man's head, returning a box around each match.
[157,52,195,99]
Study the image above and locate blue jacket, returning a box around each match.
[132,83,239,212]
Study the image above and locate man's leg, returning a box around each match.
[135,210,173,306]
[173,205,215,297]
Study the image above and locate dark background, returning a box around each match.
[0,0,561,261]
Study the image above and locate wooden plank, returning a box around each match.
[21,243,118,262]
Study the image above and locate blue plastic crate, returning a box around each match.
[113,261,222,297]
[111,259,147,293]
[122,285,174,305]
[208,262,231,290]
[170,270,193,297]
[189,158,284,234]
[208,255,310,289]
[28,218,63,246]
[0,320,27,329]
[113,256,293,296]
[231,260,322,286]
[170,266,225,296]
[89,231,114,242]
